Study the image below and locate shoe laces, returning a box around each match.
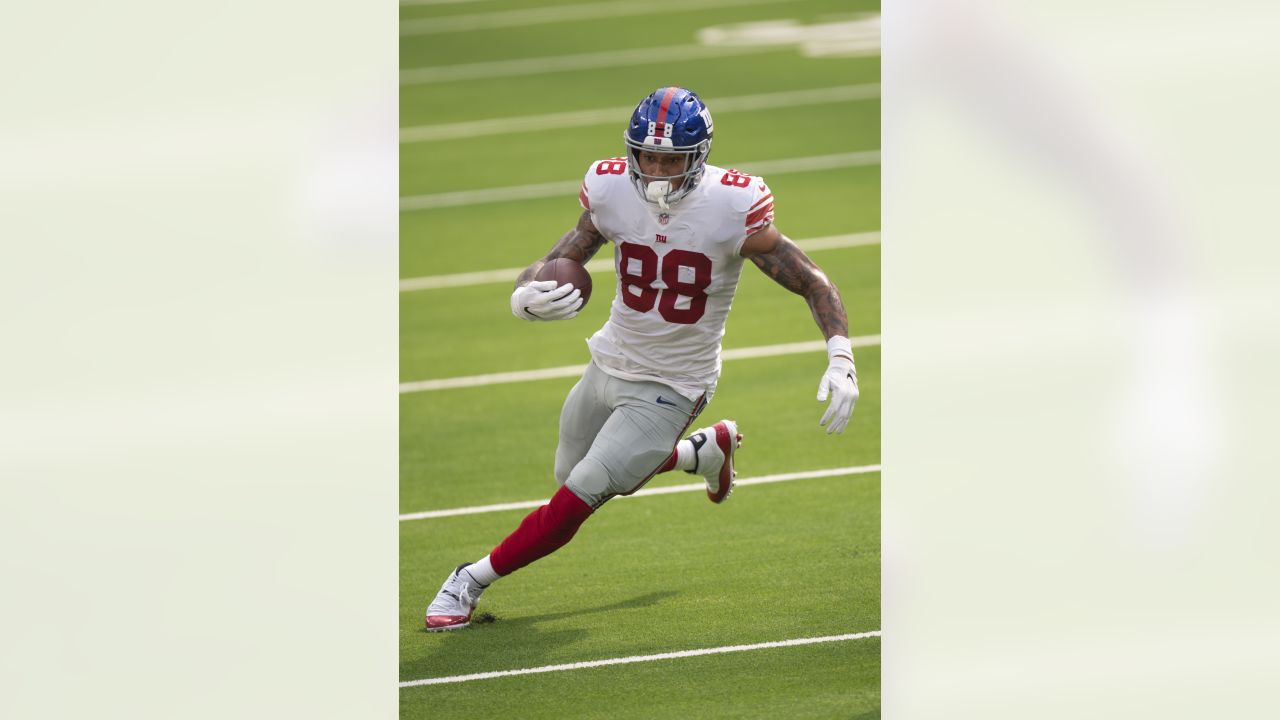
[456,579,474,612]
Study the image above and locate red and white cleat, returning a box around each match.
[686,419,743,503]
[424,563,486,632]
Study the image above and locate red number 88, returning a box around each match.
[618,243,712,324]
[596,160,627,175]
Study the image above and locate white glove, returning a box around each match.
[511,280,582,321]
[817,336,859,434]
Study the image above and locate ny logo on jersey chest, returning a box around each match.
[655,234,667,244]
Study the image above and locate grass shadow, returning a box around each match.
[401,590,678,681]
[479,589,678,628]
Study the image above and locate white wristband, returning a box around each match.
[826,335,854,364]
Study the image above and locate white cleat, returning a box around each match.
[424,563,487,632]
[686,419,743,503]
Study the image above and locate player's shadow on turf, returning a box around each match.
[408,591,679,678]
[416,589,677,636]
[502,589,678,627]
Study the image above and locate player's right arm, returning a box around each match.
[514,210,608,286]
[510,210,607,322]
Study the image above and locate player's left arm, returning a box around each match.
[741,225,848,339]
[741,225,859,434]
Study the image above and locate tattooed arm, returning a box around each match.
[740,224,849,340]
[513,210,609,288]
[509,210,608,322]
[742,224,859,433]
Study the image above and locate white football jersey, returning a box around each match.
[578,158,775,400]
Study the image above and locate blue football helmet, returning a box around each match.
[624,86,714,208]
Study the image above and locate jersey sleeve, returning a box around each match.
[744,177,775,235]
[580,157,628,212]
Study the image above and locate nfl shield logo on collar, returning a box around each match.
[657,212,670,225]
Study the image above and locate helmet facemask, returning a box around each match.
[624,140,711,210]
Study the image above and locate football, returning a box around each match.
[535,258,593,307]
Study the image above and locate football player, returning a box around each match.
[425,86,859,631]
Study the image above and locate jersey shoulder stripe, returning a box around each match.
[746,200,774,229]
[703,164,775,234]
[744,170,774,233]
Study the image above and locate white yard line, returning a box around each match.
[399,232,880,292]
[401,178,578,212]
[400,151,880,211]
[795,231,882,252]
[399,464,881,521]
[401,84,880,143]
[401,43,781,85]
[401,363,586,393]
[730,150,881,174]
[400,630,881,687]
[399,334,880,394]
[401,0,805,35]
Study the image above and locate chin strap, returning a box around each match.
[645,180,672,209]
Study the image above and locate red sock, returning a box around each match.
[489,485,594,576]
[657,450,678,474]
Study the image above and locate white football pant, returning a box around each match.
[554,361,707,508]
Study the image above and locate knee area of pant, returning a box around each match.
[564,456,610,507]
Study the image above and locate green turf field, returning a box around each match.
[401,0,880,715]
